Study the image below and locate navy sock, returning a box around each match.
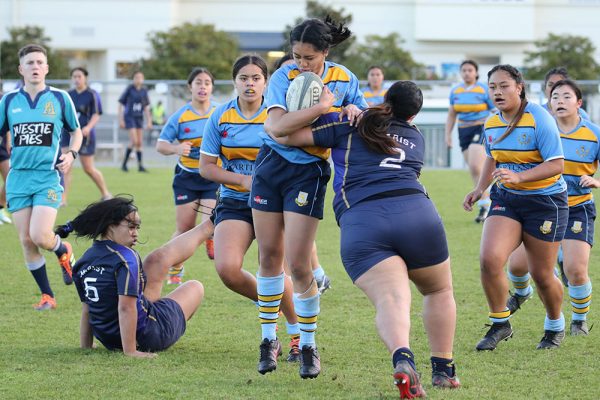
[53,236,67,258]
[136,151,143,164]
[123,148,132,166]
[392,347,415,369]
[431,356,455,377]
[30,265,54,297]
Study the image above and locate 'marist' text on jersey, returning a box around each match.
[13,122,54,147]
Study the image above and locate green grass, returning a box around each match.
[0,167,598,399]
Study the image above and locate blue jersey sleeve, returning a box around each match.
[200,108,222,157]
[158,109,181,143]
[62,91,81,133]
[266,68,290,111]
[92,89,103,115]
[312,113,349,148]
[118,86,130,105]
[534,107,563,161]
[344,72,369,109]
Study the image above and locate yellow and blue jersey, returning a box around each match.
[449,82,494,127]
[200,98,265,201]
[484,102,566,195]
[72,240,151,350]
[312,113,426,222]
[0,87,80,171]
[560,119,600,207]
[542,102,590,121]
[158,102,216,173]
[361,86,387,107]
[261,61,368,164]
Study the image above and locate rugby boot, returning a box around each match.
[475,321,513,351]
[299,345,321,379]
[507,291,532,315]
[393,360,426,398]
[570,320,589,336]
[287,337,301,363]
[257,338,281,375]
[536,330,565,349]
[431,363,461,389]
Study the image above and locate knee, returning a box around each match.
[83,165,96,175]
[185,280,205,300]
[215,263,242,287]
[19,234,37,252]
[480,254,505,275]
[144,249,168,276]
[29,230,51,249]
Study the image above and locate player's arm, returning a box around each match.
[494,158,563,185]
[118,103,125,129]
[200,153,251,191]
[118,294,156,358]
[445,107,457,148]
[57,128,82,173]
[80,303,94,349]
[144,104,152,130]
[464,156,495,211]
[271,126,315,147]
[156,139,191,157]
[82,113,100,137]
[265,87,335,137]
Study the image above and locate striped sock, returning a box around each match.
[257,273,284,341]
[168,265,184,278]
[294,292,320,348]
[569,281,592,321]
[489,309,510,324]
[508,271,533,297]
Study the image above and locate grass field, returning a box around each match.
[0,166,598,399]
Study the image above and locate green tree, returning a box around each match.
[524,33,600,80]
[140,23,239,80]
[283,0,355,65]
[344,33,425,80]
[0,26,70,80]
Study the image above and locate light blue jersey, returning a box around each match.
[449,82,495,127]
[560,119,600,206]
[261,61,368,164]
[200,99,265,201]
[484,102,566,195]
[361,86,387,107]
[542,102,590,121]
[158,102,216,173]
[0,87,79,170]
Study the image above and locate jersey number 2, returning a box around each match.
[379,148,406,169]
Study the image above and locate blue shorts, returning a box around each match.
[137,298,187,352]
[487,185,568,242]
[0,141,9,162]
[212,197,253,226]
[125,116,144,129]
[339,194,449,282]
[458,124,484,152]
[250,146,331,219]
[564,202,596,246]
[79,133,96,156]
[6,169,63,212]
[173,166,218,206]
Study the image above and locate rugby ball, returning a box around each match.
[286,72,324,113]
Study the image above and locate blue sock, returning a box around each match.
[544,313,565,332]
[28,259,53,297]
[286,322,300,337]
[257,273,284,341]
[312,266,325,284]
[294,292,319,348]
[569,281,592,321]
[392,347,415,370]
[489,309,511,324]
[508,271,533,297]
[431,356,455,377]
[52,235,67,258]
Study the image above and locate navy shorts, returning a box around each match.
[137,298,186,352]
[60,130,71,148]
[564,202,596,246]
[79,133,96,156]
[212,197,253,226]
[250,146,331,219]
[125,116,144,129]
[173,166,218,206]
[458,124,484,152]
[487,185,568,242]
[0,141,8,162]
[339,194,449,282]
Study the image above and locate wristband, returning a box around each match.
[68,149,78,159]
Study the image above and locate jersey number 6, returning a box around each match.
[84,277,100,302]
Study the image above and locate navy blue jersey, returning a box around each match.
[68,87,102,133]
[73,240,151,350]
[118,85,149,118]
[312,113,426,222]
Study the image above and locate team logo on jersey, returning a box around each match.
[13,122,53,147]
[47,189,58,203]
[11,107,22,114]
[492,205,505,212]
[295,191,309,207]
[517,133,531,146]
[221,130,228,138]
[43,101,56,116]
[576,145,590,159]
[539,220,553,234]
[571,221,583,234]
[253,195,267,205]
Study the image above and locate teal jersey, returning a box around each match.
[449,82,495,127]
[483,102,566,196]
[261,61,368,164]
[0,87,79,170]
[158,102,216,173]
[200,98,266,201]
[560,119,600,206]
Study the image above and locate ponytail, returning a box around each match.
[357,105,398,155]
[290,16,351,52]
